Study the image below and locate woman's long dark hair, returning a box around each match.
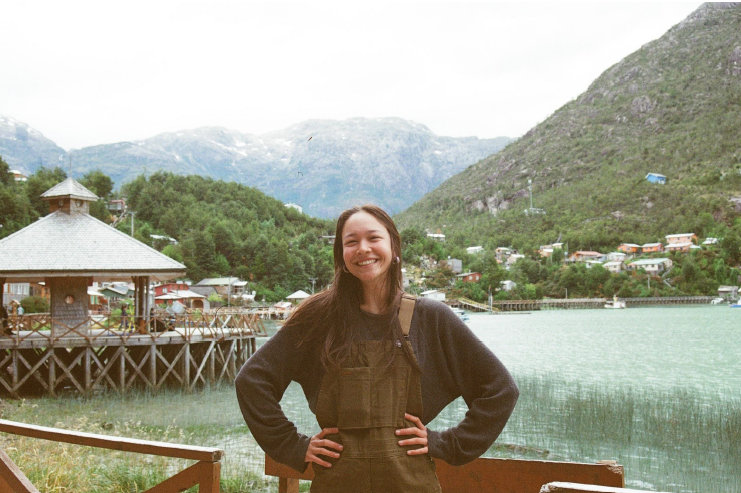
[287,205,405,369]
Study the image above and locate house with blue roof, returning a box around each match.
[645,173,667,184]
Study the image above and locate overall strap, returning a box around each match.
[399,293,417,337]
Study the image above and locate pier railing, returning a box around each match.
[449,296,716,312]
[0,419,223,493]
[1,312,267,347]
[0,312,263,397]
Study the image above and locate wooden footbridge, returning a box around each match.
[448,296,716,313]
[0,312,266,397]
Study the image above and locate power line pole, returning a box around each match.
[309,277,318,294]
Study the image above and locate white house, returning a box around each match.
[427,233,446,242]
[627,258,673,275]
[500,280,517,291]
[421,289,446,301]
[466,246,484,255]
[606,252,628,262]
[286,290,311,304]
[603,261,625,274]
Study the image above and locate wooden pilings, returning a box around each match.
[0,337,254,398]
[0,313,264,398]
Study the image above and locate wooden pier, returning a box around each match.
[0,312,266,398]
[448,296,716,312]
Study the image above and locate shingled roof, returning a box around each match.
[0,211,186,282]
[40,177,99,201]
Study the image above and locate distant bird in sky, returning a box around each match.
[307,136,312,141]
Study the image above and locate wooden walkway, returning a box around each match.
[448,296,716,312]
[0,313,265,397]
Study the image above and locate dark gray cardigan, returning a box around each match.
[235,297,519,472]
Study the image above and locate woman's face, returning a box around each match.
[341,211,394,288]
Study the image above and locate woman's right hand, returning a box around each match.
[305,427,343,468]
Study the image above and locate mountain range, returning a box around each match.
[0,116,510,218]
[397,2,741,251]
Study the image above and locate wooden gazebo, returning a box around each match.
[0,178,264,397]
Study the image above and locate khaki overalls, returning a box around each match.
[311,296,441,493]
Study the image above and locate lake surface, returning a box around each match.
[268,305,740,492]
[467,305,740,395]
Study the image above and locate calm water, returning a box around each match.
[269,305,740,492]
[468,305,740,395]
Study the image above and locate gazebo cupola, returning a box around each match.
[40,177,99,214]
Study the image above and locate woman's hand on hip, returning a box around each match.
[396,413,428,455]
[305,427,342,468]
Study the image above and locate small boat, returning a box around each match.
[451,308,470,322]
[731,303,741,308]
[604,296,626,309]
[711,297,725,305]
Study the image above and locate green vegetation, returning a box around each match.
[397,4,741,256]
[19,295,49,314]
[3,374,738,493]
[121,172,335,294]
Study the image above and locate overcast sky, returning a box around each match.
[1,1,702,150]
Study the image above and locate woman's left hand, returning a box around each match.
[395,413,428,455]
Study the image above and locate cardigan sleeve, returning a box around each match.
[235,324,313,472]
[418,299,519,465]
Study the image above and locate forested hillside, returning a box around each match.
[0,162,336,300]
[397,3,741,253]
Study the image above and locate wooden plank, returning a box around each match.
[0,420,223,462]
[279,477,300,493]
[540,482,672,493]
[264,455,624,493]
[435,458,624,493]
[197,460,220,493]
[143,461,202,493]
[0,447,40,493]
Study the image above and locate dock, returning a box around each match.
[448,296,716,312]
[0,311,265,397]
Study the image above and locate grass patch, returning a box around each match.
[2,375,739,492]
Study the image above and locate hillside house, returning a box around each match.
[154,282,190,297]
[2,282,30,307]
[444,258,463,274]
[421,289,446,301]
[618,243,641,254]
[717,285,739,301]
[155,289,208,310]
[427,233,446,242]
[539,246,554,258]
[466,246,484,255]
[320,235,336,244]
[645,173,667,185]
[603,261,625,274]
[286,290,310,305]
[506,254,525,268]
[606,252,628,262]
[628,258,673,275]
[641,243,663,253]
[193,277,244,297]
[665,233,697,245]
[500,280,517,291]
[570,251,604,262]
[584,260,604,269]
[495,247,512,262]
[703,237,719,246]
[107,199,126,213]
[456,272,482,283]
[665,242,694,253]
[8,169,27,182]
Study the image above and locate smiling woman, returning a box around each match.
[235,204,519,493]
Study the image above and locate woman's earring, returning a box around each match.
[395,256,400,264]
